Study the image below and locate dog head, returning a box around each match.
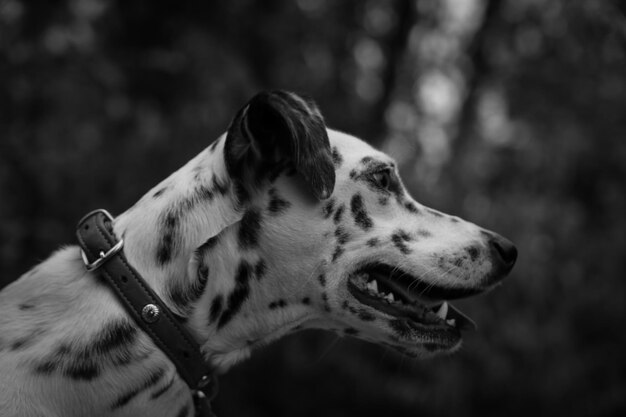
[186,91,516,367]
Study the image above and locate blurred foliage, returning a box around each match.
[1,0,626,416]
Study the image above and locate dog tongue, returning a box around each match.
[447,303,477,331]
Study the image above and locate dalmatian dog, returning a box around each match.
[0,91,516,417]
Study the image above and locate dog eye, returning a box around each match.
[372,170,392,190]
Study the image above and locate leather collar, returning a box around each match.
[76,209,217,417]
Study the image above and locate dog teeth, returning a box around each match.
[446,318,456,327]
[363,279,401,303]
[435,302,448,320]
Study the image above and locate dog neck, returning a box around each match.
[114,136,238,296]
[112,137,312,371]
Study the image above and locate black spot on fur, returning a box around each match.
[10,328,45,351]
[269,299,287,309]
[212,175,229,195]
[366,237,380,247]
[31,323,140,375]
[392,239,411,254]
[267,188,291,215]
[342,300,350,310]
[417,229,432,238]
[331,146,343,167]
[18,303,35,311]
[10,339,26,351]
[351,194,373,230]
[391,230,413,255]
[361,156,374,164]
[451,217,460,223]
[25,336,103,381]
[404,201,419,214]
[156,233,174,265]
[238,208,262,248]
[333,204,345,224]
[302,297,311,305]
[453,258,464,267]
[193,183,218,204]
[378,196,389,206]
[217,261,252,328]
[349,169,358,179]
[255,260,267,280]
[321,292,331,312]
[34,360,57,375]
[156,211,178,265]
[65,362,100,380]
[153,187,167,198]
[358,310,376,321]
[322,198,336,219]
[334,226,350,245]
[318,274,326,287]
[92,320,138,355]
[111,367,166,409]
[467,246,480,262]
[209,295,224,324]
[344,328,359,336]
[332,245,345,262]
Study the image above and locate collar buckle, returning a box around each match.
[80,239,124,271]
[78,209,124,271]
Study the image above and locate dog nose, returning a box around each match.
[488,234,517,273]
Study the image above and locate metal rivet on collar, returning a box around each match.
[141,304,160,323]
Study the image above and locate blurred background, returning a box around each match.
[1,0,625,415]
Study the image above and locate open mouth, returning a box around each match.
[347,263,478,341]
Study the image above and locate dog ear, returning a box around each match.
[224,90,335,201]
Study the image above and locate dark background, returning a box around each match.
[2,0,625,416]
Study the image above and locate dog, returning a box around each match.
[0,91,516,417]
